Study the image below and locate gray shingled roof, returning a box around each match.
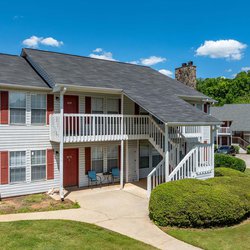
[211,104,250,132]
[21,49,219,124]
[0,53,49,89]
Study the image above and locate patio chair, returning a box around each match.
[88,171,102,187]
[111,167,120,184]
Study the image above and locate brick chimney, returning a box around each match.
[175,61,197,89]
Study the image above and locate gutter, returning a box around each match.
[0,82,51,91]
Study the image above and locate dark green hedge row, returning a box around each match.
[214,153,246,172]
[149,168,250,228]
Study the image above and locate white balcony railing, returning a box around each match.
[50,114,151,143]
[50,114,206,144]
[179,126,202,137]
[218,127,231,135]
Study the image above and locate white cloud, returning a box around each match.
[225,69,232,72]
[140,56,166,66]
[158,69,173,77]
[40,37,63,47]
[128,60,139,65]
[22,36,41,48]
[196,39,247,60]
[22,35,63,48]
[241,67,250,72]
[93,48,103,53]
[89,49,116,61]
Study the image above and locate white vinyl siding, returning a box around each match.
[91,147,103,173]
[107,145,118,172]
[9,151,26,183]
[31,94,46,124]
[9,92,26,124]
[31,150,46,181]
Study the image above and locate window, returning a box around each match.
[92,98,104,114]
[139,142,149,169]
[10,151,26,183]
[31,150,46,181]
[31,94,46,124]
[10,92,26,124]
[107,146,118,172]
[139,107,148,115]
[91,147,103,173]
[196,104,202,110]
[152,148,162,168]
[107,99,119,114]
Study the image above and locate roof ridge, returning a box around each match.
[22,48,151,68]
[0,52,20,57]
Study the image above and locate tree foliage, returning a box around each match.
[196,71,250,106]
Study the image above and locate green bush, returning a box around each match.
[232,145,240,154]
[149,176,250,228]
[247,145,250,154]
[214,167,247,177]
[215,153,246,172]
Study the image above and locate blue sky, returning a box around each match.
[0,0,250,78]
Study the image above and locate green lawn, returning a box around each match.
[0,220,156,250]
[164,220,250,250]
[245,168,250,176]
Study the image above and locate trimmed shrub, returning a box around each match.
[215,153,246,172]
[232,145,240,154]
[247,145,250,154]
[149,176,250,228]
[214,167,247,177]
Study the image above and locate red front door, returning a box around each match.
[64,148,79,187]
[64,95,79,113]
[64,95,79,135]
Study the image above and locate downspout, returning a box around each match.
[59,87,67,201]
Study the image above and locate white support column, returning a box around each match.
[165,124,169,181]
[210,125,215,177]
[120,93,124,189]
[59,88,66,200]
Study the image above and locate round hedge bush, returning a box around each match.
[214,167,247,177]
[149,175,250,228]
[214,153,246,172]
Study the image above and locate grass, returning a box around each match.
[163,220,250,250]
[0,220,155,250]
[245,168,250,177]
[0,193,80,215]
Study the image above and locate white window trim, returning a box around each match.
[31,149,47,182]
[9,91,27,126]
[31,94,47,125]
[9,150,27,184]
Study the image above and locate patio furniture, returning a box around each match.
[111,167,120,184]
[102,172,112,184]
[88,171,102,187]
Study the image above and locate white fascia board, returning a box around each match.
[0,82,51,91]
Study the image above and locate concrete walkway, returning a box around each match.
[0,183,199,250]
[236,153,250,168]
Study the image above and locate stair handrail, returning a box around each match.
[168,146,197,181]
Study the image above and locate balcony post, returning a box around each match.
[120,93,124,189]
[165,124,169,182]
[59,88,66,201]
[210,125,215,177]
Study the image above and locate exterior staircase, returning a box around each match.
[146,121,213,197]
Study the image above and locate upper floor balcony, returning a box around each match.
[49,113,204,143]
[217,127,231,135]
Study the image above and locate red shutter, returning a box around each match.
[0,91,9,124]
[47,149,54,180]
[0,151,8,184]
[85,147,91,174]
[85,97,91,113]
[134,103,140,115]
[204,103,208,113]
[47,94,54,125]
[118,99,121,114]
[118,145,121,169]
